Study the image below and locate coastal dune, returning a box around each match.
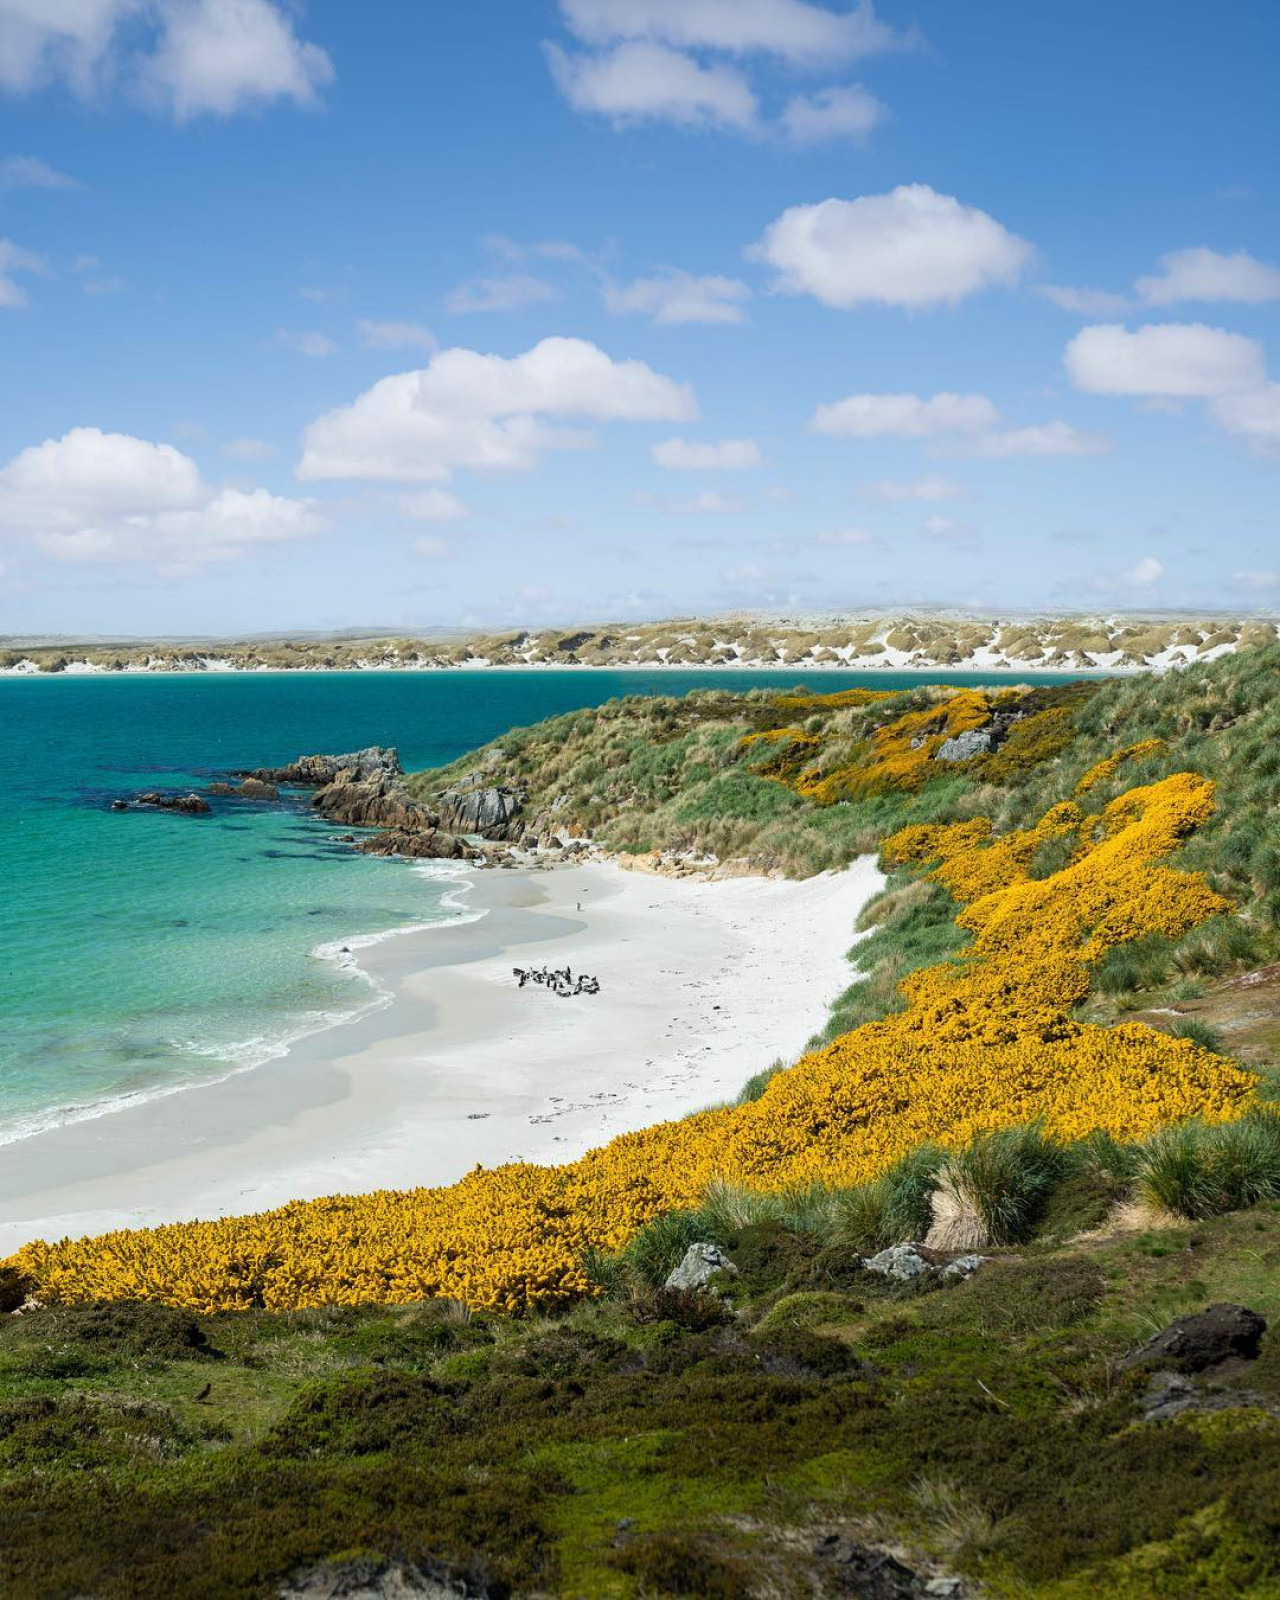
[0,857,883,1254]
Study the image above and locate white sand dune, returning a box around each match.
[0,857,883,1254]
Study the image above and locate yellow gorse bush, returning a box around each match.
[5,773,1255,1316]
[1075,738,1168,795]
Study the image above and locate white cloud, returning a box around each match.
[604,268,751,325]
[781,84,884,145]
[0,153,77,189]
[1210,383,1280,456]
[963,421,1109,458]
[750,186,1033,311]
[222,436,277,460]
[920,515,981,551]
[298,336,697,484]
[0,0,333,119]
[812,391,1000,438]
[0,236,44,306]
[398,488,469,522]
[0,426,318,569]
[445,273,559,314]
[358,319,437,352]
[674,489,744,514]
[653,436,760,469]
[545,39,757,130]
[1064,322,1266,397]
[816,526,874,546]
[276,328,336,358]
[1126,556,1163,587]
[1232,568,1279,589]
[1036,284,1130,315]
[866,475,966,503]
[558,0,908,67]
[1136,247,1280,307]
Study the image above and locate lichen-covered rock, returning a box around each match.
[664,1243,737,1292]
[935,729,993,762]
[862,1244,933,1281]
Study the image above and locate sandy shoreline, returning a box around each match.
[0,857,883,1254]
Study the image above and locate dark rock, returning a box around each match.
[110,798,129,811]
[135,791,211,815]
[207,782,235,795]
[935,729,994,762]
[810,1534,921,1597]
[1140,1368,1279,1424]
[1122,1303,1266,1374]
[242,747,402,787]
[354,827,475,861]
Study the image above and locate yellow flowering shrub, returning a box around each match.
[5,773,1255,1316]
[1076,738,1167,795]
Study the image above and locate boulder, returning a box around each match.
[940,1254,989,1280]
[278,1557,481,1598]
[664,1243,738,1293]
[354,827,475,861]
[862,1244,932,1281]
[1121,1303,1266,1374]
[135,791,211,815]
[935,729,993,762]
[237,777,280,801]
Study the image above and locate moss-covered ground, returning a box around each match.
[3,1201,1278,1598]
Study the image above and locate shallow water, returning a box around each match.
[0,667,1085,1141]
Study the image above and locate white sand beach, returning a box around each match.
[0,856,883,1255]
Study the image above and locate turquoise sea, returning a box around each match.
[0,668,1087,1144]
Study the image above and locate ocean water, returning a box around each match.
[0,667,1085,1143]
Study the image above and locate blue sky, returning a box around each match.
[1,0,1278,637]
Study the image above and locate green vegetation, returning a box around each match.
[5,642,1280,1595]
[2,1183,1278,1596]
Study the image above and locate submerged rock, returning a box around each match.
[134,791,211,815]
[665,1243,738,1292]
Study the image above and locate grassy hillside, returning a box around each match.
[4,645,1280,1597]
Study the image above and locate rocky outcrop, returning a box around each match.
[354,827,476,861]
[310,767,434,831]
[434,780,524,840]
[129,791,211,815]
[862,1243,988,1283]
[242,747,403,786]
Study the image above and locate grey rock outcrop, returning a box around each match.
[243,747,403,786]
[664,1243,737,1292]
[434,779,523,840]
[935,729,994,763]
